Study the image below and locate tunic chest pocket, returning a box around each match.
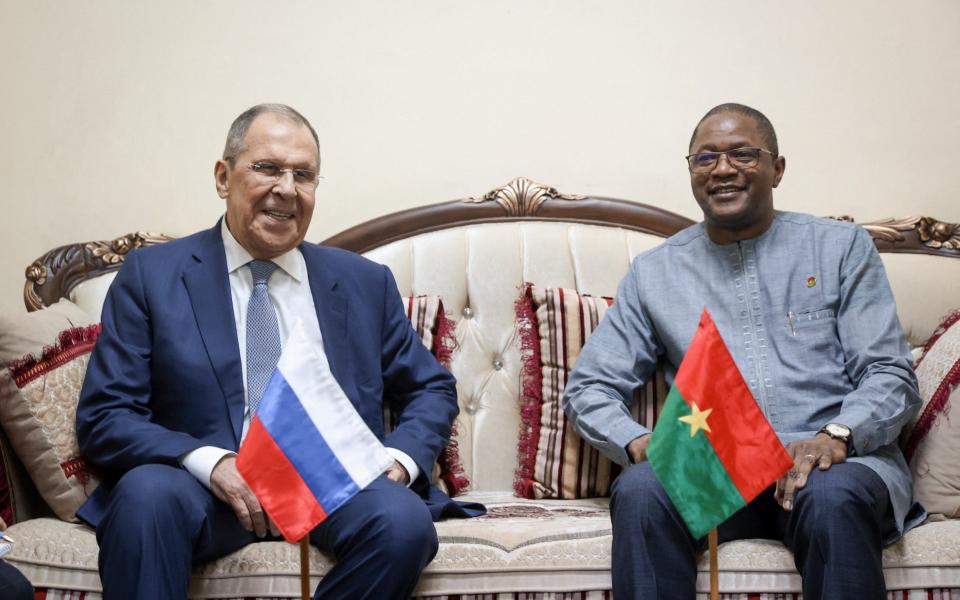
[787,307,836,336]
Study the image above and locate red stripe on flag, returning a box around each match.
[238,417,328,541]
[674,309,793,503]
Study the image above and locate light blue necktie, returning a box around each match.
[246,260,282,420]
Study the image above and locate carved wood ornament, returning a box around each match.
[24,232,173,311]
[463,176,584,216]
[830,215,960,257]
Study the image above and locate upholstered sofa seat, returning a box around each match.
[8,494,960,598]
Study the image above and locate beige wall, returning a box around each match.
[2,1,958,317]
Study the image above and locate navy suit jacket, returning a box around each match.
[76,223,470,527]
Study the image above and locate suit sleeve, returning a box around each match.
[377,266,458,484]
[76,251,204,475]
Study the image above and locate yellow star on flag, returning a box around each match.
[678,402,713,437]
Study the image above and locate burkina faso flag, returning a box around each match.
[647,308,793,539]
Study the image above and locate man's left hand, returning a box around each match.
[384,460,410,485]
[774,433,848,511]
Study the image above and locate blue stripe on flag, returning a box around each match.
[255,371,360,516]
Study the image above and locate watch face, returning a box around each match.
[825,424,850,439]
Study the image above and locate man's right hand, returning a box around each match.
[210,455,270,537]
[627,434,652,464]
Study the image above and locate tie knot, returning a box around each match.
[248,260,278,286]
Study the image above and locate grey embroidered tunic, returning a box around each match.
[563,211,923,537]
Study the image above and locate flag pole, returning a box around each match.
[708,528,719,600]
[300,536,310,600]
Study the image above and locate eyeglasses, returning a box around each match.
[230,159,322,191]
[685,147,776,173]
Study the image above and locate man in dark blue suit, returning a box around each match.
[76,104,475,599]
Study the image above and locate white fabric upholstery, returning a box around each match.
[70,275,115,318]
[881,253,960,347]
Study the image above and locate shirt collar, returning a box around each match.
[220,217,305,283]
[701,211,783,249]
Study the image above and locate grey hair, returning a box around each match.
[222,103,320,165]
[689,103,779,156]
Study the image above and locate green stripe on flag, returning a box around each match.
[648,386,746,539]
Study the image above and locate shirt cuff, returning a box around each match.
[180,446,235,489]
[607,419,651,466]
[386,448,419,488]
[831,408,873,456]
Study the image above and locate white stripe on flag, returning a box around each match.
[278,320,394,489]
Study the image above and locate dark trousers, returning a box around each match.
[0,560,33,600]
[609,461,895,600]
[95,464,438,599]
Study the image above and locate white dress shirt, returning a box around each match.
[180,219,419,488]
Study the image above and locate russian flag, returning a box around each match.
[237,320,395,543]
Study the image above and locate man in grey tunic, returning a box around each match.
[563,103,923,600]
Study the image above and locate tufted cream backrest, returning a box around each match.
[876,253,960,347]
[366,222,668,491]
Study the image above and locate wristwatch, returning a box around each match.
[819,423,852,448]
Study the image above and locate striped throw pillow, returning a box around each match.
[515,285,667,499]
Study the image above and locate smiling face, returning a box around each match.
[214,112,319,259]
[689,112,786,244]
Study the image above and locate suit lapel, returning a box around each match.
[303,245,349,386]
[183,225,245,447]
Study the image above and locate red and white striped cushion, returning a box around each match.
[515,285,667,499]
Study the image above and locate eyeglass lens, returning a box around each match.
[688,148,761,172]
[250,161,319,189]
